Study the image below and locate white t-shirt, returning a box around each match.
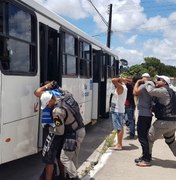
[111,84,127,113]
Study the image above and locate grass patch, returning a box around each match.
[79,131,116,178]
[101,131,116,153]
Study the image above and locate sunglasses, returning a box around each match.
[157,78,166,83]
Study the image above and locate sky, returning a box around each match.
[34,0,176,67]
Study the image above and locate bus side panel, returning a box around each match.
[1,75,39,164]
[62,78,93,125]
[2,117,38,163]
[80,78,93,125]
[106,78,112,113]
[2,76,38,122]
[91,83,98,120]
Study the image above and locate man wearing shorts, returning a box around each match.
[34,81,64,180]
[111,77,127,150]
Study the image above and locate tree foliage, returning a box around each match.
[121,57,176,78]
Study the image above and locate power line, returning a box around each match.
[87,0,108,27]
[92,32,107,37]
[87,0,113,47]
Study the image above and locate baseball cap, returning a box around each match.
[156,75,170,85]
[40,91,53,110]
[142,73,150,78]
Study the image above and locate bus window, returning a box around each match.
[8,4,32,42]
[63,54,77,75]
[79,41,91,78]
[62,32,78,76]
[0,3,37,74]
[107,55,116,78]
[0,38,36,72]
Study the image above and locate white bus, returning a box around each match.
[0,0,119,164]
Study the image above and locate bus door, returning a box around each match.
[92,49,102,120]
[38,23,61,147]
[92,50,108,118]
[39,23,61,84]
[115,58,119,76]
[99,53,109,118]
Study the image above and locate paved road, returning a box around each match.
[0,118,113,180]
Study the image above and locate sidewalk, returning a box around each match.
[80,127,176,180]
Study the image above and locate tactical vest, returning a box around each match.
[56,90,84,132]
[152,87,176,121]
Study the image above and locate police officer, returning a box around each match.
[145,75,176,165]
[34,81,65,180]
[40,91,86,180]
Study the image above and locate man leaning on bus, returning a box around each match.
[34,81,65,180]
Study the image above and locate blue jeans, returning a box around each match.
[125,107,135,137]
[112,112,125,130]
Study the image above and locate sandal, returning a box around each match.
[111,145,122,150]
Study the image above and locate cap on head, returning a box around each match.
[40,91,53,110]
[142,73,150,78]
[156,75,170,85]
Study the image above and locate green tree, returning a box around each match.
[121,64,148,77]
[121,57,176,78]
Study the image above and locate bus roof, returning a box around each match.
[18,0,118,58]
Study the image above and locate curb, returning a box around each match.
[77,140,106,178]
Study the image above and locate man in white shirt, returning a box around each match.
[111,77,127,150]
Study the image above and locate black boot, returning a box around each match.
[70,177,81,180]
[66,175,81,180]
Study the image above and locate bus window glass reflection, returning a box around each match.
[8,4,32,42]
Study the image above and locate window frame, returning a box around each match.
[61,30,78,77]
[0,1,37,76]
[107,55,116,78]
[79,39,92,78]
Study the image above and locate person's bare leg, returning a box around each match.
[115,129,123,149]
[45,164,54,180]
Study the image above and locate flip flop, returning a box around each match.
[110,146,122,150]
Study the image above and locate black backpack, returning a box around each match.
[57,89,84,130]
[152,87,176,119]
[167,87,176,115]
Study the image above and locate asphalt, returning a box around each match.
[78,124,176,180]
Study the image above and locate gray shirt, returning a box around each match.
[137,83,153,117]
[145,81,170,106]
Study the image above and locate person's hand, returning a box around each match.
[34,102,38,112]
[50,81,58,89]
[137,79,145,85]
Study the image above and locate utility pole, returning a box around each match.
[107,4,112,48]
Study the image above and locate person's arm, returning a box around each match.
[145,81,168,98]
[112,77,124,95]
[34,81,54,97]
[133,79,144,96]
[145,81,171,105]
